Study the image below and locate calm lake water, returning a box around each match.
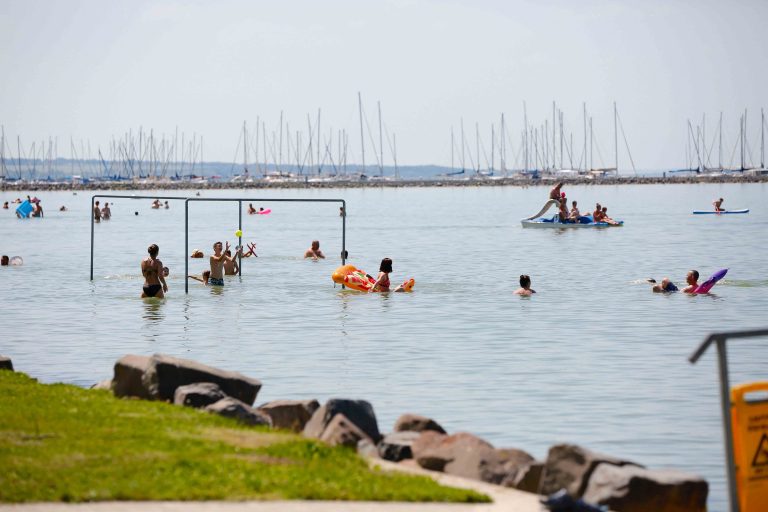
[2,182,767,510]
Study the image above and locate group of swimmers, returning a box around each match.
[151,199,170,210]
[648,270,701,294]
[549,182,619,225]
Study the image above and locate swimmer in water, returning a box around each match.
[223,249,239,275]
[2,201,8,209]
[189,270,211,285]
[369,257,406,292]
[304,240,325,260]
[1,255,8,266]
[514,274,536,296]
[141,244,168,298]
[247,203,257,214]
[682,270,699,294]
[649,278,679,293]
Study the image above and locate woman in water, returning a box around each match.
[369,258,406,292]
[141,244,168,298]
[514,275,536,296]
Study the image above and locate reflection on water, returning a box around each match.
[1,183,767,511]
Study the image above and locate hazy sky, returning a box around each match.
[1,0,766,171]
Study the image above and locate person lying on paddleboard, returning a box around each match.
[713,198,724,212]
[514,275,536,296]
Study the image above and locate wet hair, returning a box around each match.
[225,250,232,256]
[95,200,100,206]
[162,267,169,277]
[380,258,393,273]
[1,255,8,266]
[311,240,320,248]
[148,244,159,257]
[689,270,699,281]
[519,274,531,288]
[213,241,222,249]
[572,200,577,206]
[202,270,211,279]
[602,206,607,212]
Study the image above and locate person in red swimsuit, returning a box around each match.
[370,258,408,292]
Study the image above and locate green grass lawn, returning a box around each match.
[0,371,488,503]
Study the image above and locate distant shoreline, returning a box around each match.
[2,174,767,192]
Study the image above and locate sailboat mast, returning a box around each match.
[762,107,765,169]
[559,111,564,169]
[552,101,556,170]
[461,118,465,171]
[589,117,593,172]
[451,127,454,171]
[582,103,587,172]
[475,122,480,173]
[491,124,495,172]
[614,101,618,172]
[243,121,247,172]
[500,113,506,174]
[378,100,383,176]
[317,109,321,174]
[358,93,365,174]
[279,110,283,172]
[523,102,528,172]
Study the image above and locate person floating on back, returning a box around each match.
[713,198,724,212]
[141,244,168,298]
[514,275,536,296]
[304,240,325,260]
[649,277,679,293]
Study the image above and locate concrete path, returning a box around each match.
[0,460,545,512]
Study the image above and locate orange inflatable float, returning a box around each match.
[332,264,414,292]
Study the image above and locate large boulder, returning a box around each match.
[319,413,372,448]
[393,413,447,434]
[142,354,261,404]
[258,399,319,432]
[378,431,421,462]
[113,355,152,399]
[174,382,227,408]
[0,356,13,371]
[481,448,537,486]
[583,463,708,512]
[502,460,545,493]
[303,399,381,442]
[412,431,495,479]
[540,444,644,497]
[205,397,272,427]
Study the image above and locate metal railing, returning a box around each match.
[689,328,768,512]
[90,194,187,280]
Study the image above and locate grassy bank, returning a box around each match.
[0,371,488,503]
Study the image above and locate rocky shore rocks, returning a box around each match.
[3,172,768,193]
[88,353,708,511]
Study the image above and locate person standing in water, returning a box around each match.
[141,244,168,298]
[93,201,102,223]
[514,275,536,296]
[209,241,234,286]
[101,202,111,220]
[247,203,257,214]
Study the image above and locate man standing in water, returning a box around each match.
[141,244,168,298]
[93,201,101,223]
[209,241,234,286]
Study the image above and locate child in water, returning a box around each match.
[369,258,406,292]
[514,275,536,296]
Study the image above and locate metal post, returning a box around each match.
[716,338,740,512]
[341,200,346,265]
[90,196,95,280]
[238,200,242,276]
[185,199,189,294]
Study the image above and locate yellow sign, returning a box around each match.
[731,381,768,512]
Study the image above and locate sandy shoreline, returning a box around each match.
[1,173,767,192]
